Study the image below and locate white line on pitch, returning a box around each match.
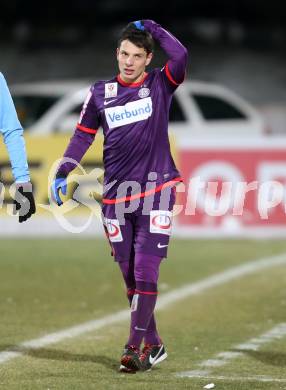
[1,251,286,365]
[178,323,286,380]
[178,373,286,383]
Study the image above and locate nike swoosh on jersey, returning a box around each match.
[104,99,117,106]
[157,243,168,249]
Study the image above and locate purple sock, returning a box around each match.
[127,291,160,345]
[127,281,158,348]
[119,255,162,347]
[144,315,161,345]
[134,253,162,345]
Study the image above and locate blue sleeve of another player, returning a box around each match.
[0,73,30,182]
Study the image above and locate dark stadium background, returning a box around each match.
[0,0,285,104]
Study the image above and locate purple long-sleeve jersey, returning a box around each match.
[58,20,188,202]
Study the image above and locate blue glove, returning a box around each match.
[51,176,67,206]
[133,21,145,31]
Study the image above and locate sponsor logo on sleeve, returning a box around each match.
[104,97,152,129]
[150,210,172,236]
[105,82,118,98]
[104,218,123,242]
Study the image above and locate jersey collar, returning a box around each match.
[117,72,148,88]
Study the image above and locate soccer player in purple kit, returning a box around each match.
[52,20,188,372]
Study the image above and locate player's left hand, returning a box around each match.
[13,182,36,223]
[133,21,145,31]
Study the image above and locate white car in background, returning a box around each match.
[11,79,266,137]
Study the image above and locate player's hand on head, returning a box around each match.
[133,20,156,32]
[133,21,145,31]
[51,176,67,206]
[13,182,36,223]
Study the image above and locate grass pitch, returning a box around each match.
[1,238,286,389]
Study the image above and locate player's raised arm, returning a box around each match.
[134,20,188,87]
[52,85,100,206]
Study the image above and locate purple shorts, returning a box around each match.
[102,188,176,262]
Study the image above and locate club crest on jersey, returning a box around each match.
[104,218,123,242]
[138,87,150,98]
[150,210,172,236]
[105,82,118,98]
[105,97,152,129]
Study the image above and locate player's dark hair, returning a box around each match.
[118,23,154,55]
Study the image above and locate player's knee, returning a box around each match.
[134,253,162,283]
[134,263,159,284]
[118,260,135,288]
